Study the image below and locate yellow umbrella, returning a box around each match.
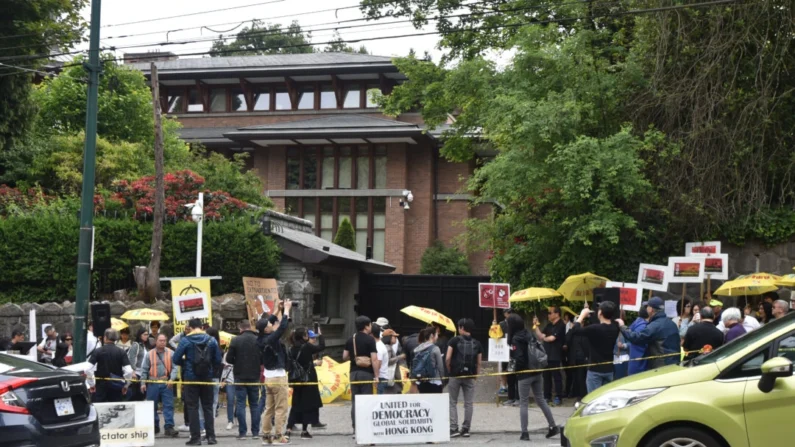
[557,272,609,301]
[400,306,456,333]
[111,318,128,331]
[559,306,579,317]
[317,366,344,404]
[714,273,781,296]
[510,287,562,302]
[399,366,411,394]
[333,361,352,401]
[776,274,795,288]
[120,308,170,321]
[219,331,236,346]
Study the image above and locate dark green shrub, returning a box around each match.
[419,241,471,275]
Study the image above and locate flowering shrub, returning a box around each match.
[0,185,53,216]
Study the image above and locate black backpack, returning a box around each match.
[192,341,212,378]
[451,338,477,376]
[287,345,309,383]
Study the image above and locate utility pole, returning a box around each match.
[73,0,102,363]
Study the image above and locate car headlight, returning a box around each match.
[580,388,666,417]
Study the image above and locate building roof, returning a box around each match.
[239,115,416,131]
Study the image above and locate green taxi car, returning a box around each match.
[562,311,795,447]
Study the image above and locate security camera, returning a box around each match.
[402,200,410,210]
[402,190,414,203]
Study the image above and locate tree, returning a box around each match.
[210,20,313,56]
[334,217,356,251]
[0,0,87,153]
[420,241,470,275]
[323,31,369,54]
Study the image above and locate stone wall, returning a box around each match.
[0,280,314,339]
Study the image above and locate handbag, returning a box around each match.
[353,334,372,368]
[288,345,309,383]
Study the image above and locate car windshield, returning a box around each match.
[0,353,56,374]
[692,312,795,366]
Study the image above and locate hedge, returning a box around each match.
[0,214,280,303]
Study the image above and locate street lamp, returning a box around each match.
[184,192,203,276]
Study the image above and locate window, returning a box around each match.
[338,147,352,189]
[231,88,247,112]
[167,92,184,113]
[286,148,300,190]
[355,197,369,256]
[320,198,334,241]
[303,198,317,229]
[776,334,795,363]
[253,90,270,111]
[366,86,380,108]
[343,84,361,108]
[357,147,370,189]
[287,146,387,191]
[321,147,334,189]
[375,145,387,188]
[285,197,299,215]
[303,148,317,189]
[320,86,336,109]
[210,88,227,112]
[337,198,352,228]
[275,89,291,110]
[297,87,315,110]
[373,197,386,261]
[187,88,204,112]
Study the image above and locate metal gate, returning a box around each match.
[359,274,493,347]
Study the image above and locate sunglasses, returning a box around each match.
[65,338,73,341]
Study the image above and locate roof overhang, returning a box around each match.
[273,227,395,273]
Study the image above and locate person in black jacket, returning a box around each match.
[260,300,292,445]
[227,319,263,439]
[286,327,325,440]
[507,314,559,441]
[565,319,589,403]
[53,332,72,367]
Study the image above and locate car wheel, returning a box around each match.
[644,427,722,447]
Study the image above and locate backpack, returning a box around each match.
[287,345,309,383]
[527,338,548,370]
[451,337,477,376]
[411,348,437,379]
[192,341,212,378]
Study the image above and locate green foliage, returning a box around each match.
[210,20,313,56]
[333,217,356,250]
[323,31,369,54]
[0,0,86,152]
[420,241,471,276]
[0,215,280,303]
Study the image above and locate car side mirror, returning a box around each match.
[758,357,793,393]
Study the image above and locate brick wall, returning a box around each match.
[404,146,434,274]
[384,144,408,272]
[468,204,493,275]
[437,159,470,194]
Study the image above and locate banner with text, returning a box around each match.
[243,277,279,327]
[488,338,510,362]
[170,278,212,335]
[96,401,154,447]
[355,393,450,445]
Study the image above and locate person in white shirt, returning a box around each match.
[374,326,389,394]
[38,326,58,362]
[86,322,99,357]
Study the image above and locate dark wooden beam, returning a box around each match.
[379,73,395,95]
[331,75,344,109]
[196,80,209,111]
[239,78,254,112]
[285,77,298,110]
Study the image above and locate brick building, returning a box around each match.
[131,52,490,275]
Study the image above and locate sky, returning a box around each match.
[72,0,448,63]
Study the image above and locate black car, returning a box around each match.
[0,353,99,447]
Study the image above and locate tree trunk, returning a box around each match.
[142,63,165,302]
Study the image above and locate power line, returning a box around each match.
[101,0,286,28]
[0,0,741,71]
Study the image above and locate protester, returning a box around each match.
[682,306,724,360]
[722,307,747,343]
[373,325,391,395]
[0,329,26,351]
[140,334,179,438]
[412,327,444,394]
[506,314,559,441]
[564,318,589,403]
[37,325,58,363]
[126,327,149,401]
[533,307,565,405]
[499,308,518,403]
[205,327,223,420]
[773,300,789,320]
[173,318,222,446]
[343,315,379,436]
[87,322,99,358]
[221,347,236,431]
[87,328,133,403]
[618,297,680,369]
[570,302,620,393]
[171,325,193,433]
[672,298,693,339]
[117,328,132,352]
[260,300,293,445]
[627,304,649,375]
[613,333,629,380]
[227,319,262,440]
[286,327,326,440]
[401,331,420,394]
[147,321,161,350]
[709,299,724,326]
[758,302,774,325]
[381,328,405,394]
[375,317,390,329]
[446,318,482,438]
[53,332,73,367]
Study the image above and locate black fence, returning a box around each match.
[359,274,493,348]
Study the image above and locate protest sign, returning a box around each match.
[605,282,642,312]
[637,264,670,292]
[96,401,154,447]
[174,292,210,321]
[685,241,721,257]
[668,257,705,283]
[243,277,279,327]
[488,338,510,362]
[355,394,450,445]
[170,278,212,335]
[703,254,729,280]
[478,283,511,309]
[664,300,679,319]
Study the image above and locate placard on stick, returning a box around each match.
[668,257,705,283]
[243,277,279,327]
[703,254,729,281]
[605,282,642,312]
[637,263,670,292]
[478,283,511,309]
[685,241,721,257]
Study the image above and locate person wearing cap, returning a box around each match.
[380,328,405,394]
[373,325,391,395]
[616,297,680,369]
[375,317,390,329]
[709,299,724,326]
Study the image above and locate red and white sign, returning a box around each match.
[685,241,721,257]
[605,282,642,312]
[703,254,729,280]
[668,257,705,283]
[637,263,670,292]
[479,283,511,309]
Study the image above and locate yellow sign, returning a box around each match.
[170,278,212,335]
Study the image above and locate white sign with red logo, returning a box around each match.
[685,241,721,257]
[703,254,729,280]
[668,257,705,283]
[173,292,210,321]
[637,263,670,292]
[605,282,642,312]
[478,283,511,309]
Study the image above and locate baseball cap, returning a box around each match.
[375,317,390,327]
[647,297,665,311]
[382,328,400,337]
[307,330,318,338]
[709,299,723,307]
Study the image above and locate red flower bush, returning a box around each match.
[0,185,53,216]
